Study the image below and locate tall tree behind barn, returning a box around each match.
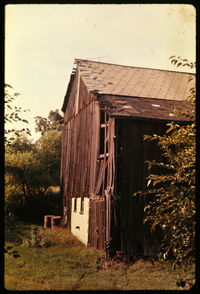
[60,59,195,256]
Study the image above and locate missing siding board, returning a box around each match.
[100,127,105,155]
[99,111,109,194]
[74,197,77,212]
[80,197,84,214]
[95,116,115,199]
[95,160,108,195]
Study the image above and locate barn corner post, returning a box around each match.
[60,122,66,226]
[60,121,71,227]
[106,117,116,258]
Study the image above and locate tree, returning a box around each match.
[5,110,63,224]
[6,109,63,201]
[34,109,63,186]
[36,130,62,186]
[4,84,31,145]
[134,57,195,266]
[5,135,46,199]
[34,109,63,135]
[5,134,62,223]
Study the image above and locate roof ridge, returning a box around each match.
[75,58,195,75]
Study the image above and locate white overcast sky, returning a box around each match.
[5,4,196,140]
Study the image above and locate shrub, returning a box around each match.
[22,225,53,248]
[5,191,62,225]
[134,59,195,266]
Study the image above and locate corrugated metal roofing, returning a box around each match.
[97,95,194,121]
[75,59,195,101]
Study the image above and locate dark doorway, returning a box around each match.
[111,118,167,255]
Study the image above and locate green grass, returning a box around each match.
[4,223,195,290]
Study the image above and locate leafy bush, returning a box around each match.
[5,190,62,225]
[5,129,62,224]
[134,57,195,266]
[22,225,53,248]
[141,121,195,265]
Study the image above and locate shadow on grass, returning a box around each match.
[4,222,196,291]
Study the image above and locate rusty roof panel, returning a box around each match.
[97,95,194,121]
[75,59,195,101]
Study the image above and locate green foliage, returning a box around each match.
[5,189,62,225]
[4,86,63,224]
[35,109,63,135]
[36,130,62,185]
[5,129,62,224]
[134,57,195,266]
[142,123,195,264]
[22,225,53,248]
[4,84,31,145]
[5,224,195,290]
[5,135,48,198]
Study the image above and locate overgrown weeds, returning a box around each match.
[4,223,195,291]
[22,225,53,248]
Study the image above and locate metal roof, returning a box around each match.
[97,95,194,121]
[75,59,195,101]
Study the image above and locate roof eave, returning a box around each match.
[61,72,76,112]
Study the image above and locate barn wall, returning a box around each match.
[63,69,94,123]
[120,119,166,194]
[71,197,90,245]
[88,115,115,251]
[61,71,100,226]
[61,100,100,198]
[112,118,167,254]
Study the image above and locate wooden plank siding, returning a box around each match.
[88,197,105,250]
[61,101,100,218]
[61,70,115,249]
[61,70,100,226]
[111,118,167,255]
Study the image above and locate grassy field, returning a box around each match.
[4,223,195,291]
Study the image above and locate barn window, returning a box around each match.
[100,127,105,155]
[80,197,84,214]
[99,110,109,158]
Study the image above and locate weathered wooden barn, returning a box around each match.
[60,59,195,257]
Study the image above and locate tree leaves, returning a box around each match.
[135,57,196,266]
[4,84,31,145]
[5,127,61,204]
[169,56,196,70]
[34,109,63,135]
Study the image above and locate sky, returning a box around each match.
[5,4,196,141]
